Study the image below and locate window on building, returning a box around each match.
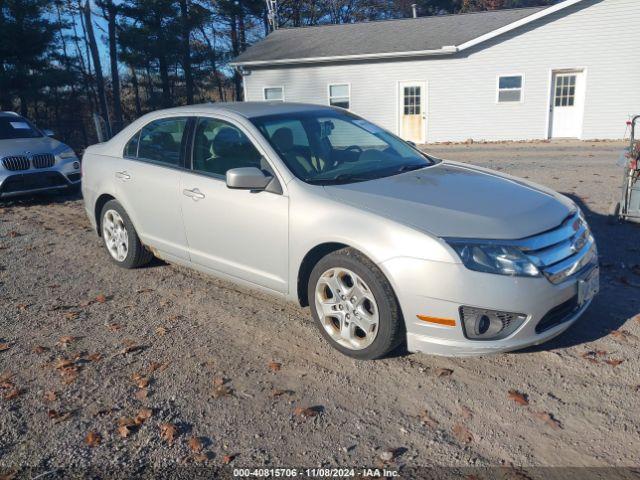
[264,87,284,102]
[554,74,576,107]
[497,75,523,103]
[329,84,350,110]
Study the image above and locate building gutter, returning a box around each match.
[230,46,458,68]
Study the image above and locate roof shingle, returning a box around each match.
[233,7,547,65]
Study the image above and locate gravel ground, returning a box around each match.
[1,140,639,477]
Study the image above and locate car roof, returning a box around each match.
[153,102,338,119]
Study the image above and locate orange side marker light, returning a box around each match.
[416,315,456,327]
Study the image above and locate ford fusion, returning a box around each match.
[81,103,598,359]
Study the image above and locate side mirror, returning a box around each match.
[42,129,55,137]
[226,167,272,191]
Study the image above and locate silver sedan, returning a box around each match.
[81,103,599,359]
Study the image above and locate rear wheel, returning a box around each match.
[100,200,153,269]
[308,248,404,360]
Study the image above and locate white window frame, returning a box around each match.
[263,86,285,102]
[327,83,351,110]
[496,74,524,104]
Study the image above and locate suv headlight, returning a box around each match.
[447,241,540,277]
[57,148,77,160]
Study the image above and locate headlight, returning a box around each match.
[57,148,77,160]
[448,241,540,277]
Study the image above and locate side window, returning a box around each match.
[137,117,188,166]
[192,118,262,177]
[124,132,139,158]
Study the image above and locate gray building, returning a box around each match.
[232,0,640,143]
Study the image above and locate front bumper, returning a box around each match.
[381,256,598,356]
[0,161,81,198]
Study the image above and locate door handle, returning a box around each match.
[115,171,131,180]
[183,188,205,201]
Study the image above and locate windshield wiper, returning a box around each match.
[394,163,427,174]
[307,173,373,185]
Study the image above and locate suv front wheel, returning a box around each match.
[100,200,153,269]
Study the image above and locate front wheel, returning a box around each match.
[308,248,404,360]
[100,200,153,269]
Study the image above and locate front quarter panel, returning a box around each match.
[287,179,459,302]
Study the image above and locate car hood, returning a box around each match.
[0,136,66,156]
[323,161,574,240]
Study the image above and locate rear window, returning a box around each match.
[0,118,42,140]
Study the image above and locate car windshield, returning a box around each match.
[0,117,42,140]
[251,110,434,185]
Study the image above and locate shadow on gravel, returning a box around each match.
[522,194,640,353]
[0,190,82,207]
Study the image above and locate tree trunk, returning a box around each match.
[158,54,171,108]
[130,65,142,117]
[106,1,123,132]
[179,0,194,104]
[230,14,242,101]
[83,0,111,137]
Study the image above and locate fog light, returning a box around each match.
[73,161,80,170]
[459,306,527,341]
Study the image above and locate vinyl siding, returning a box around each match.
[243,0,640,142]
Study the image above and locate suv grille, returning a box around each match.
[32,153,55,169]
[2,155,30,171]
[514,212,597,284]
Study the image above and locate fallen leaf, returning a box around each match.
[86,353,102,362]
[193,453,210,463]
[63,312,80,321]
[452,424,473,444]
[378,448,398,463]
[212,385,233,399]
[508,389,529,406]
[293,406,321,418]
[3,388,23,400]
[58,336,77,346]
[85,431,101,447]
[605,359,624,367]
[212,376,226,387]
[107,323,122,332]
[159,423,178,445]
[54,358,75,370]
[16,303,28,311]
[435,368,453,377]
[187,436,204,453]
[134,388,148,401]
[134,408,152,425]
[418,410,439,428]
[95,294,107,303]
[33,345,49,354]
[532,411,562,430]
[147,362,169,374]
[222,454,236,464]
[271,389,294,398]
[460,406,474,419]
[48,410,71,422]
[132,374,149,389]
[121,341,144,354]
[8,231,21,238]
[155,326,168,336]
[268,361,282,372]
[44,390,57,402]
[0,343,10,352]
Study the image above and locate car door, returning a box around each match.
[116,116,190,260]
[179,116,289,293]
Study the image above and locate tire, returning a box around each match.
[100,200,153,269]
[307,247,404,360]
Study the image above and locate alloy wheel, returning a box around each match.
[102,209,129,262]
[314,267,379,350]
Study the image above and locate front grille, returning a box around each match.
[2,155,30,171]
[0,172,67,194]
[32,153,55,169]
[513,212,597,284]
[535,296,580,333]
